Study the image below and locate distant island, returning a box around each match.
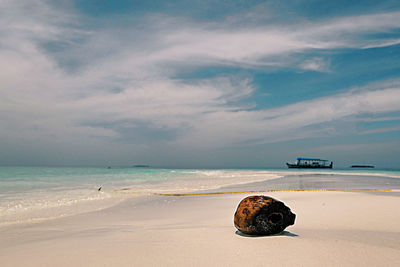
[351,165,375,168]
[106,165,150,169]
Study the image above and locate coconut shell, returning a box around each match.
[234,195,296,235]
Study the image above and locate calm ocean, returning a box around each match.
[1,166,399,226]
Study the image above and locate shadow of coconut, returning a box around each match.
[235,230,298,238]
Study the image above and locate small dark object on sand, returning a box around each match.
[98,187,102,191]
[234,195,296,235]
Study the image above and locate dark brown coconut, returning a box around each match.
[234,195,296,235]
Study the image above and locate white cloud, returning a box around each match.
[362,39,400,49]
[136,11,400,69]
[358,126,400,135]
[299,57,331,72]
[175,85,400,147]
[360,116,400,122]
[1,0,400,165]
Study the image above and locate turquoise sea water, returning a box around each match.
[0,166,399,226]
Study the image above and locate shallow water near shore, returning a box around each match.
[1,166,399,226]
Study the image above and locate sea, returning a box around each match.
[1,166,399,227]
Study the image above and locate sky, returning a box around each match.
[1,0,400,168]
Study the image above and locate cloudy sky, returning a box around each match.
[1,0,400,168]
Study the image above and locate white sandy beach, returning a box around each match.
[1,189,399,267]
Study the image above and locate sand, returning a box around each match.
[0,189,399,267]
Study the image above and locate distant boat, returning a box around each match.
[351,165,374,168]
[286,158,333,169]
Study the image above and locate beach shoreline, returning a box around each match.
[1,171,400,266]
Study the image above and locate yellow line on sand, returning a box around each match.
[153,188,400,197]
